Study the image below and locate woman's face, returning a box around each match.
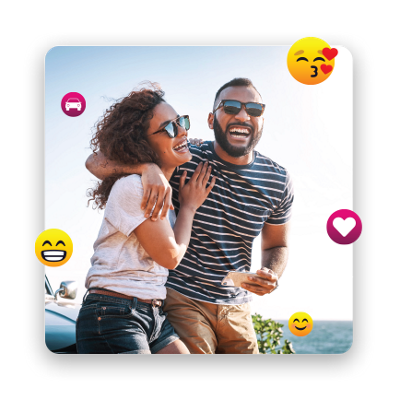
[146,102,192,169]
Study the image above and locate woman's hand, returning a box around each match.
[178,161,216,212]
[141,164,173,221]
[188,138,204,147]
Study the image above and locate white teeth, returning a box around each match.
[44,256,64,261]
[173,142,188,150]
[42,251,66,262]
[230,128,250,134]
[43,251,65,256]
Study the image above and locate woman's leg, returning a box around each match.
[156,339,190,354]
[76,295,151,354]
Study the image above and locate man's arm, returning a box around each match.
[86,152,141,180]
[85,152,173,221]
[241,222,290,296]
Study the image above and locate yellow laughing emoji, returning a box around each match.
[35,229,73,267]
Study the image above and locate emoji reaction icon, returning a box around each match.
[327,209,362,245]
[35,229,73,267]
[61,92,86,117]
[287,37,337,85]
[288,312,313,337]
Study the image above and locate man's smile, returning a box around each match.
[227,124,253,141]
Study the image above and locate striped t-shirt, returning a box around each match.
[166,141,294,305]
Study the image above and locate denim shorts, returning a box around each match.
[76,292,179,354]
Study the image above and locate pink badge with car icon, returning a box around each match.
[61,92,86,117]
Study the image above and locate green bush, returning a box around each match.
[252,313,295,354]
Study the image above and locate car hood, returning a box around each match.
[45,301,80,353]
[46,300,80,320]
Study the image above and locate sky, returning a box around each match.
[44,46,352,321]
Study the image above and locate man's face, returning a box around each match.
[209,86,264,158]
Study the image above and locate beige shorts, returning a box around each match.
[163,288,259,354]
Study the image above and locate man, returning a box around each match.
[86,78,294,354]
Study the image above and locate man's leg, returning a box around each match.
[163,288,218,354]
[215,303,259,354]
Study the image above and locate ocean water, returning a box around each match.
[276,320,353,354]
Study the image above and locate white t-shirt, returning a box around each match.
[85,174,175,300]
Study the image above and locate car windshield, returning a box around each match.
[45,275,53,296]
[67,98,80,102]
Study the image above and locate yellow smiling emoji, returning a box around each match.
[288,312,313,337]
[287,37,337,85]
[35,229,73,267]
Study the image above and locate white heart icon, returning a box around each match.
[333,217,356,237]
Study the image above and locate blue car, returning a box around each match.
[45,276,80,353]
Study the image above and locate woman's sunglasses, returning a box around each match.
[213,100,265,117]
[149,115,190,138]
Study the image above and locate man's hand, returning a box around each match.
[85,152,173,222]
[141,164,174,221]
[241,268,278,296]
[242,222,290,296]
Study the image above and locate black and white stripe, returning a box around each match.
[166,141,294,305]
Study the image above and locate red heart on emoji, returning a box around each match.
[322,47,338,61]
[321,64,333,74]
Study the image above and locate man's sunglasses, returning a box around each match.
[148,115,190,138]
[213,100,265,117]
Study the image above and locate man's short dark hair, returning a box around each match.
[213,78,262,109]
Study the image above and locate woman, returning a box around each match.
[76,84,216,354]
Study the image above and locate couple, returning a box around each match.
[76,78,294,354]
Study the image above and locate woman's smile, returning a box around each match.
[173,139,189,153]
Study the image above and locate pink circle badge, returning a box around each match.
[61,92,86,117]
[326,209,362,245]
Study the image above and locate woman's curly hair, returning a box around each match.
[87,83,165,209]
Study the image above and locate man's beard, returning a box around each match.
[213,117,263,158]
